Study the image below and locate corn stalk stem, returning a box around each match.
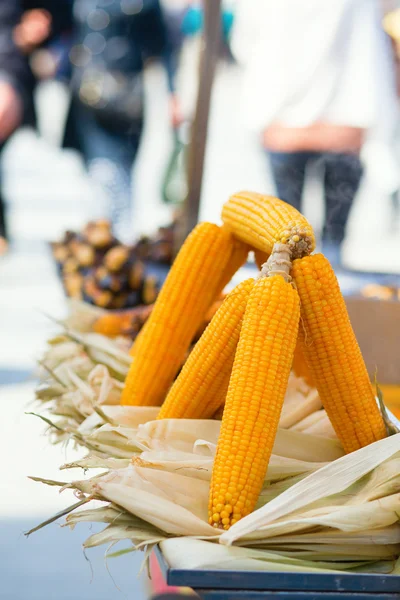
[258,243,292,282]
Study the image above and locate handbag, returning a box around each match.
[72,66,144,134]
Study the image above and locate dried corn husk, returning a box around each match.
[35,331,131,440]
[63,300,106,332]
[159,538,394,574]
[220,434,400,545]
[279,374,322,428]
[31,310,400,575]
[30,418,400,574]
[290,409,337,438]
[35,321,330,450]
[79,418,342,478]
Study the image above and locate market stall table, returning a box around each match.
[154,547,400,600]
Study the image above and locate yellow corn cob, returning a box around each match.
[128,239,247,359]
[121,223,243,407]
[254,249,269,270]
[292,254,387,453]
[216,238,249,293]
[292,338,314,388]
[222,191,315,259]
[213,404,225,420]
[209,244,300,529]
[157,278,254,420]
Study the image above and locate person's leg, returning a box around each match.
[268,151,312,212]
[0,190,7,239]
[0,143,8,255]
[85,139,140,244]
[73,102,143,243]
[322,152,363,246]
[0,198,7,255]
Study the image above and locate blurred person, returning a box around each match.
[15,1,74,80]
[0,0,73,256]
[161,1,187,127]
[0,1,36,255]
[232,0,399,265]
[382,3,400,226]
[63,0,182,244]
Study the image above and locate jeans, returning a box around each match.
[268,151,363,244]
[74,102,143,244]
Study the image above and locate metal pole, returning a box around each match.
[176,0,222,249]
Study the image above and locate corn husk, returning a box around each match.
[35,342,129,442]
[30,309,400,575]
[30,416,400,574]
[35,318,329,448]
[77,418,342,479]
[159,538,396,574]
[63,299,105,332]
[220,434,400,545]
[279,375,322,428]
[289,409,337,438]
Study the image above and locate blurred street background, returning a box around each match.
[1,1,400,598]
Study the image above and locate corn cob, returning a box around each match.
[215,238,249,292]
[254,249,269,270]
[203,296,226,323]
[222,191,315,259]
[157,278,254,420]
[121,223,242,407]
[209,244,300,529]
[127,238,244,358]
[213,404,225,420]
[92,296,227,341]
[292,339,314,387]
[192,295,226,341]
[292,254,387,453]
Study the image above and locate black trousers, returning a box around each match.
[268,151,363,244]
[0,144,6,239]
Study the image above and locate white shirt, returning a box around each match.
[232,0,397,129]
[232,0,400,190]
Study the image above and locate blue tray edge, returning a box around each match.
[154,546,400,593]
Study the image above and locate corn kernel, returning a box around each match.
[121,223,247,407]
[292,254,387,453]
[209,274,300,528]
